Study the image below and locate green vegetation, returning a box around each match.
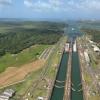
[0,21,66,72]
[80,29,100,100]
[0,44,49,73]
[89,55,98,69]
[0,21,65,56]
[84,72,92,85]
[30,37,67,99]
[0,67,44,100]
[81,29,100,43]
[0,36,67,100]
[81,28,100,69]
[89,96,100,100]
[0,21,66,99]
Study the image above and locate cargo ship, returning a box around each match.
[65,43,69,52]
[73,41,77,52]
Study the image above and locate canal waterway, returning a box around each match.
[50,52,69,100]
[71,51,83,100]
[65,22,84,100]
[50,22,84,100]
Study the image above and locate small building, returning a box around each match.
[0,98,8,100]
[93,46,100,52]
[0,94,9,100]
[3,89,15,97]
[37,97,44,100]
[91,44,100,52]
[0,89,15,100]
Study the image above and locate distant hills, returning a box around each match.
[0,18,67,22]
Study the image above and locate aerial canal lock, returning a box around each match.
[49,39,84,100]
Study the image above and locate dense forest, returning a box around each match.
[0,21,66,56]
[81,29,100,43]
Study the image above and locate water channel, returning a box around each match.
[50,52,69,100]
[50,22,84,100]
[71,51,83,100]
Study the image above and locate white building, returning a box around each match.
[3,89,15,97]
[93,46,100,52]
[0,89,15,100]
[0,94,9,100]
[84,51,90,63]
[37,97,44,100]
[91,45,100,52]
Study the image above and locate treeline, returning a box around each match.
[0,22,65,56]
[0,21,66,29]
[81,29,100,43]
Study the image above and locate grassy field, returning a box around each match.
[0,36,67,100]
[0,67,45,100]
[0,44,49,73]
[89,96,100,100]
[84,72,92,85]
[0,21,66,100]
[27,36,67,100]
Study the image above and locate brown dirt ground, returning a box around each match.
[0,59,45,87]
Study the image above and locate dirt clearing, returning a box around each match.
[0,59,45,88]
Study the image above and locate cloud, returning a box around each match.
[0,0,12,7]
[82,0,100,11]
[66,0,100,12]
[24,0,100,13]
[0,0,12,5]
[24,0,65,12]
[24,0,33,8]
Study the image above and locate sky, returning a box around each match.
[0,0,100,20]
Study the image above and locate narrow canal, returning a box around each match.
[50,52,69,100]
[71,51,84,100]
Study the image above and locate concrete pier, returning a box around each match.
[78,48,88,100]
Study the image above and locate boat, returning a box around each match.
[73,41,77,52]
[65,43,69,52]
